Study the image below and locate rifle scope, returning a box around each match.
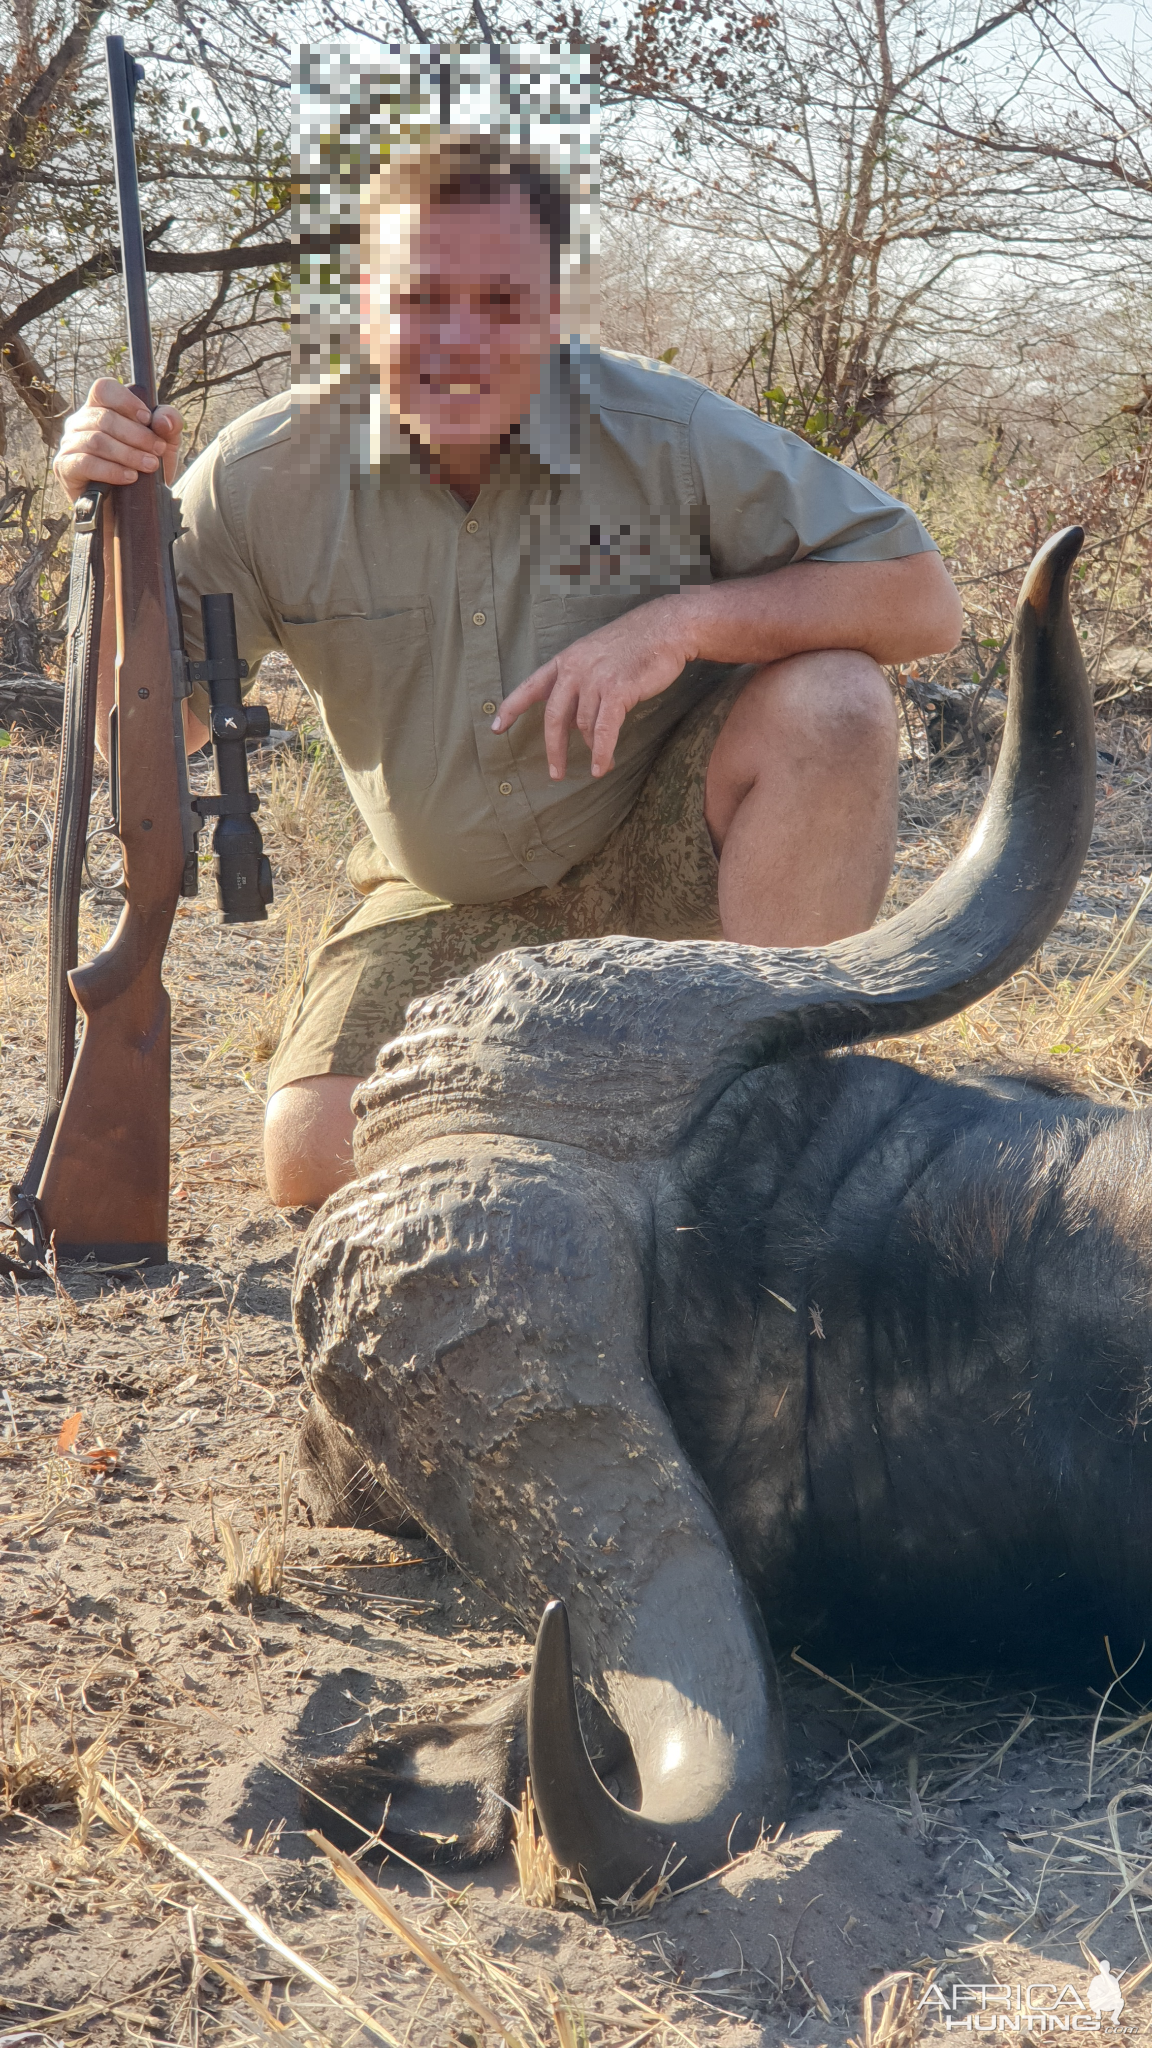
[190,593,274,923]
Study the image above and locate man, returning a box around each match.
[55,139,963,1211]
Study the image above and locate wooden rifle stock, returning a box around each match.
[28,36,199,1265]
[35,479,189,1262]
[10,34,273,1271]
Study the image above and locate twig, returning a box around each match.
[307,1831,525,2047]
[95,1777,404,2048]
[1087,1639,1145,1797]
[1093,441,1152,687]
[1098,1707,1152,1749]
[938,1707,1033,1800]
[790,1649,926,1733]
[1075,1790,1152,1961]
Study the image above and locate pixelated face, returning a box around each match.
[365,186,556,450]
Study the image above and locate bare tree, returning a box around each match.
[0,0,293,454]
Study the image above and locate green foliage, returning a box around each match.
[757,383,872,460]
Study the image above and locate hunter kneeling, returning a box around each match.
[55,137,962,1212]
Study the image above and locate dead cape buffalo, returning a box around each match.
[293,525,1143,1904]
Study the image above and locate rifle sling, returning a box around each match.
[9,487,107,1263]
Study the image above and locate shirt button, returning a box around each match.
[482,700,497,715]
[472,610,486,626]
[499,780,513,796]
[465,519,479,534]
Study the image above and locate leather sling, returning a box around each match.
[7,485,107,1270]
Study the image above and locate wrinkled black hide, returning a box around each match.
[653,1052,1151,1675]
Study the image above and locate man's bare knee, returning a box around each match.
[708,650,896,846]
[264,1075,360,1209]
[732,649,894,758]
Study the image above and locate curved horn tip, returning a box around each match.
[528,1596,673,1904]
[1021,523,1085,618]
[536,1597,570,1658]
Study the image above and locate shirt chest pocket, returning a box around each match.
[276,605,436,788]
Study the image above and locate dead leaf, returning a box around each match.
[76,1446,119,1471]
[55,1412,82,1455]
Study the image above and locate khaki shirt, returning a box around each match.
[172,347,935,905]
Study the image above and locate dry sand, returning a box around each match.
[2,693,1152,2048]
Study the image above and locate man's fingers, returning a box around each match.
[56,453,148,490]
[590,699,624,779]
[542,676,586,782]
[89,406,169,451]
[85,428,160,469]
[85,379,183,438]
[574,688,603,750]
[491,660,558,731]
[54,388,183,501]
[88,376,154,425]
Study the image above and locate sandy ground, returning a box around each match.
[2,688,1152,2048]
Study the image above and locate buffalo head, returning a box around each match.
[294,528,1097,1901]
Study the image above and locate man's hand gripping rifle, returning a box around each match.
[7,35,273,1273]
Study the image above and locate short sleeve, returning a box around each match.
[687,387,936,576]
[172,437,282,727]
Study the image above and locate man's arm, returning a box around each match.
[494,550,964,781]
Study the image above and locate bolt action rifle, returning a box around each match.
[6,35,273,1275]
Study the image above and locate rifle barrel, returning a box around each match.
[106,34,155,405]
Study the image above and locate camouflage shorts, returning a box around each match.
[266,666,748,1095]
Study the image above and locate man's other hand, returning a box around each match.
[493,597,693,780]
[54,379,183,501]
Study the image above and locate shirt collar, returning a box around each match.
[357,341,599,480]
[522,341,598,478]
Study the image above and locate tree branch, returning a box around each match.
[0,0,109,223]
[0,333,69,449]
[0,235,292,346]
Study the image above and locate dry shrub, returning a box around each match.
[0,1677,118,1849]
[0,1681,80,1819]
[513,1780,565,1908]
[218,1450,292,1603]
[849,1969,936,2048]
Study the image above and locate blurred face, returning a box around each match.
[364,186,557,453]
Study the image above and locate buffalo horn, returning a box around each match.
[529,1599,698,1902]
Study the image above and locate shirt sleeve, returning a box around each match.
[171,436,283,728]
[687,386,936,575]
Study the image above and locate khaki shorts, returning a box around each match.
[267,668,747,1095]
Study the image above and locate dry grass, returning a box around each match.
[0,1679,82,1819]
[217,1449,292,1603]
[848,1970,935,2048]
[881,890,1152,1105]
[513,1779,569,1908]
[784,1644,1152,1983]
[49,1770,687,2048]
